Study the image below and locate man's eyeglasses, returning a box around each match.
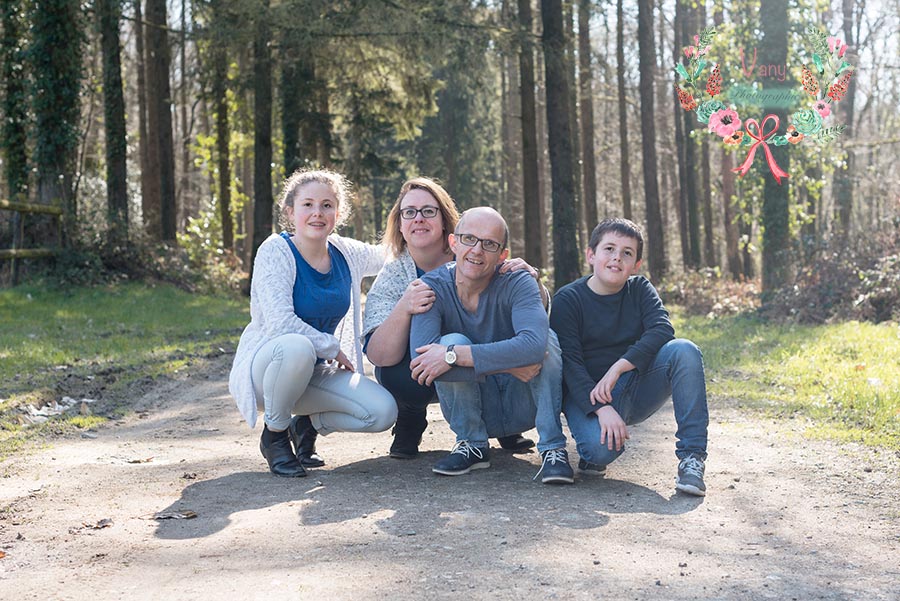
[400,206,440,220]
[455,233,504,253]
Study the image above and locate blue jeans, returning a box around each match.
[434,331,566,453]
[564,339,709,465]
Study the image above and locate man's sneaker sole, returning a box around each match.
[675,480,706,496]
[432,461,491,476]
[542,473,575,484]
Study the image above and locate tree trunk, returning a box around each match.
[832,0,857,237]
[134,0,151,234]
[178,0,193,228]
[1,1,29,200]
[145,0,177,242]
[760,0,791,292]
[637,0,665,278]
[519,0,543,269]
[31,0,83,245]
[564,1,583,249]
[251,0,273,273]
[98,0,129,245]
[578,0,598,236]
[615,0,632,220]
[721,149,742,279]
[212,42,233,251]
[541,0,581,289]
[701,137,716,267]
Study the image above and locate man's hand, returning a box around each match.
[401,279,435,316]
[503,363,542,382]
[410,344,452,386]
[596,405,629,452]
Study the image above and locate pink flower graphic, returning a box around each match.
[814,100,831,118]
[827,36,848,57]
[708,108,742,138]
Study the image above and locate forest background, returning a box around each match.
[1,0,899,317]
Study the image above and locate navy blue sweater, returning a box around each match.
[550,275,674,416]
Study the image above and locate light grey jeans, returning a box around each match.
[251,333,397,434]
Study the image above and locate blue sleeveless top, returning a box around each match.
[280,233,350,335]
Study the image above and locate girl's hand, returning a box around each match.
[332,350,354,372]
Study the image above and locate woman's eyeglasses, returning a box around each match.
[400,206,440,220]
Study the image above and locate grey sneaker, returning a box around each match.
[577,458,607,475]
[675,454,706,496]
[533,448,575,484]
[432,441,491,476]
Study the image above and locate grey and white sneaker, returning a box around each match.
[675,454,706,496]
[432,440,491,476]
[533,448,575,484]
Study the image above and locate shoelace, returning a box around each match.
[680,456,704,478]
[451,440,484,459]
[532,448,567,481]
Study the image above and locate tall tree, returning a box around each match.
[211,28,232,251]
[541,0,580,289]
[133,0,151,232]
[759,0,791,291]
[251,0,273,271]
[832,0,858,236]
[615,0,632,220]
[676,0,700,268]
[637,0,665,277]
[1,1,29,200]
[145,0,177,241]
[98,0,129,245]
[30,0,83,242]
[578,0,598,233]
[518,0,543,269]
[672,0,690,266]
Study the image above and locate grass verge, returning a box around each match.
[0,281,247,458]
[675,311,900,449]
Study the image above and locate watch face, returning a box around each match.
[445,348,457,365]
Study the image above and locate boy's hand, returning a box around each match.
[590,358,636,405]
[595,405,629,451]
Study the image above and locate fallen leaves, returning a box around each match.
[153,510,197,520]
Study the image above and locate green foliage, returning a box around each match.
[814,125,846,144]
[676,313,900,448]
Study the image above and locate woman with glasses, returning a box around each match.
[363,177,541,459]
[229,169,396,478]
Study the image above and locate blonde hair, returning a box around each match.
[278,168,353,232]
[381,177,459,257]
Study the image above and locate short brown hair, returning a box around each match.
[588,218,644,261]
[381,177,459,257]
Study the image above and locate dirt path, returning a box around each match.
[1,355,898,600]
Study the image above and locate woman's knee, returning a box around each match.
[366,386,399,432]
[274,334,317,369]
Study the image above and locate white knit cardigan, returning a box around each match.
[229,233,386,428]
[362,248,419,338]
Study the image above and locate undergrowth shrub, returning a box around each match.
[658,268,761,317]
[761,226,900,324]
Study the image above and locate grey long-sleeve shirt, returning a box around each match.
[410,264,549,382]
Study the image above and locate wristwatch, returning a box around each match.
[444,344,457,366]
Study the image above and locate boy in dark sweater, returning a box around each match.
[549,218,709,495]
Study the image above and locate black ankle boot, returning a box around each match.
[289,415,325,467]
[260,425,307,477]
[389,410,428,459]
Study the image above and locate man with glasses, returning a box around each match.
[409,207,573,484]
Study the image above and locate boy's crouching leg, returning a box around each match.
[563,401,625,477]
